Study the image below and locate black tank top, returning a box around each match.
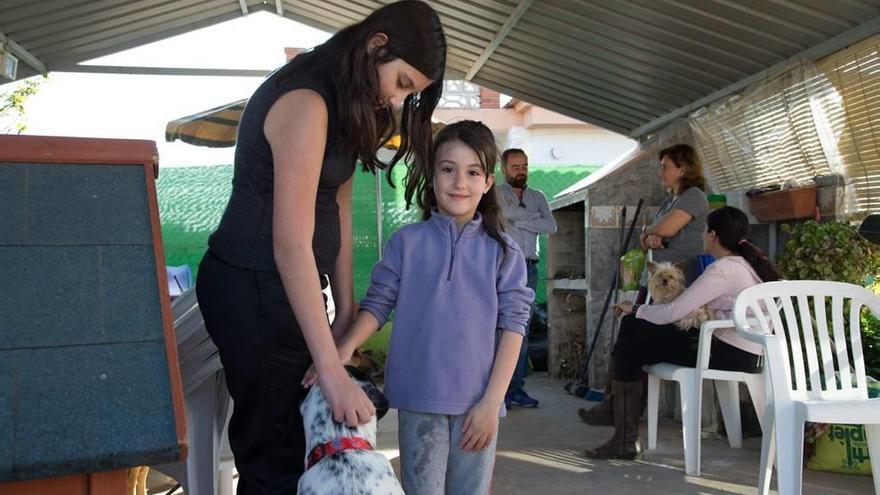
[208,66,356,274]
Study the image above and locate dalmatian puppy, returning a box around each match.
[298,366,404,495]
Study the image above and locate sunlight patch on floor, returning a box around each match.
[496,448,594,474]
[683,475,764,494]
[377,448,400,461]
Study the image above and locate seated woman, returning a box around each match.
[583,206,782,460]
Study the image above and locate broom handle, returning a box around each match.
[579,272,618,383]
[578,199,644,384]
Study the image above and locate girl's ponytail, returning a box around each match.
[707,207,782,282]
[733,238,782,282]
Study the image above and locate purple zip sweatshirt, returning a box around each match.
[359,211,534,415]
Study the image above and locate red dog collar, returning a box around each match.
[307,436,374,469]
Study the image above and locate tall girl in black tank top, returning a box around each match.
[196,2,446,492]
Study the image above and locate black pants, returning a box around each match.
[613,314,762,382]
[197,250,322,494]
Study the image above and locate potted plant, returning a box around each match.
[778,220,879,285]
[777,220,880,383]
[748,184,817,222]
[778,221,880,474]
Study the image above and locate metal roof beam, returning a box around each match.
[0,31,47,75]
[487,50,673,116]
[238,0,248,15]
[53,64,267,77]
[477,63,648,125]
[29,1,240,55]
[576,0,766,72]
[662,0,805,51]
[542,3,749,81]
[609,0,784,60]
[765,0,853,30]
[36,6,248,66]
[464,0,533,81]
[275,0,284,16]
[630,15,880,139]
[526,9,725,91]
[713,0,828,38]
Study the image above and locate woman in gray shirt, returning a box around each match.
[640,144,709,286]
[579,143,708,428]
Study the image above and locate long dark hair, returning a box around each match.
[418,120,509,250]
[275,0,446,201]
[659,144,707,193]
[707,206,782,282]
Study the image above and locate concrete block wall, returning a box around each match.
[583,155,667,389]
[547,288,586,379]
[547,207,585,280]
[546,206,587,379]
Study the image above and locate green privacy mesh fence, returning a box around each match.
[157,163,597,304]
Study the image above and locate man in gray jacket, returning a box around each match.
[497,148,557,408]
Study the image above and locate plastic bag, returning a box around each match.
[620,249,646,291]
[805,378,879,475]
[806,424,872,475]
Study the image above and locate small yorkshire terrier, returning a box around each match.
[647,261,712,330]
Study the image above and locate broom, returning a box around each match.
[579,204,627,401]
[563,199,643,399]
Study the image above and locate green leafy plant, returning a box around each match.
[862,312,880,378]
[778,220,879,284]
[779,220,880,377]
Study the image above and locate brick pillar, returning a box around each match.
[480,87,500,109]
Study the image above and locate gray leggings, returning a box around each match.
[398,410,497,495]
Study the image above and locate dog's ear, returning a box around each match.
[362,382,390,421]
[647,261,658,275]
[673,262,686,273]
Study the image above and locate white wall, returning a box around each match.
[500,126,636,166]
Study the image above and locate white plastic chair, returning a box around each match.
[644,319,766,476]
[733,280,880,495]
[641,249,766,476]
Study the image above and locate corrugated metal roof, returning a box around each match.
[2,0,879,137]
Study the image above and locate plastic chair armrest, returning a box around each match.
[734,317,766,345]
[696,319,733,370]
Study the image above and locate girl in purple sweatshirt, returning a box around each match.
[327,120,533,493]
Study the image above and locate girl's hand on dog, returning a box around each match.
[318,364,375,427]
[460,399,499,452]
[613,301,634,316]
[302,346,354,388]
[302,364,319,388]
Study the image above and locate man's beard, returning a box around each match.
[507,174,527,188]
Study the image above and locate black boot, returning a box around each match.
[583,380,643,460]
[577,358,614,426]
